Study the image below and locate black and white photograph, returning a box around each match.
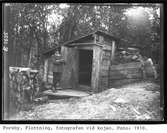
[2,3,164,121]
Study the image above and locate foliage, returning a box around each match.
[54,4,160,64]
[55,5,130,43]
[9,3,56,67]
[7,3,161,119]
[122,6,160,63]
[8,3,161,67]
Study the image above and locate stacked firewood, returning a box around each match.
[113,50,158,79]
[9,67,39,112]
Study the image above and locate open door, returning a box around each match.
[78,49,93,86]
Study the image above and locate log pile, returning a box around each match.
[9,67,39,113]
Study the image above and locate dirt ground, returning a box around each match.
[11,81,162,121]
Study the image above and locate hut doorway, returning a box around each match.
[78,49,93,86]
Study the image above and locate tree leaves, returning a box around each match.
[9,3,161,67]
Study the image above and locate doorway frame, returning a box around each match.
[78,49,93,87]
[77,45,102,93]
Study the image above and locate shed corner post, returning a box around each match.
[43,57,48,82]
[91,46,102,93]
[93,33,97,44]
[60,46,67,88]
[111,40,116,62]
[108,40,116,88]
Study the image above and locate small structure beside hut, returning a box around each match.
[43,30,145,93]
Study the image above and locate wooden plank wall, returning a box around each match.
[43,59,48,82]
[98,40,116,92]
[99,56,142,90]
[108,62,142,88]
[99,50,111,91]
[99,47,142,91]
[91,46,102,93]
[60,46,79,89]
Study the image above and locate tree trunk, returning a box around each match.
[27,31,33,67]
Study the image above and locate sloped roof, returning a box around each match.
[64,30,119,47]
[42,45,60,56]
[42,30,119,55]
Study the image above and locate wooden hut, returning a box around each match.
[43,30,143,93]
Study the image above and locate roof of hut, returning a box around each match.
[42,30,120,55]
[64,30,119,47]
[42,45,60,56]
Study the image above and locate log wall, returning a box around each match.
[99,62,142,91]
[109,62,142,87]
[98,50,111,91]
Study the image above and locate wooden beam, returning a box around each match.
[60,47,79,89]
[111,41,116,61]
[43,59,48,82]
[77,46,93,50]
[91,46,102,93]
[102,45,112,50]
[63,30,118,47]
[94,34,97,44]
[66,43,103,47]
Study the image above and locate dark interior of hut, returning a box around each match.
[78,49,93,86]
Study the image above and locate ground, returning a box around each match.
[11,81,162,121]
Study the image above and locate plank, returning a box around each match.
[110,69,140,75]
[109,74,141,80]
[43,89,90,98]
[60,47,79,89]
[91,46,102,92]
[44,59,48,82]
[100,67,140,76]
[109,78,141,88]
[110,62,141,70]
